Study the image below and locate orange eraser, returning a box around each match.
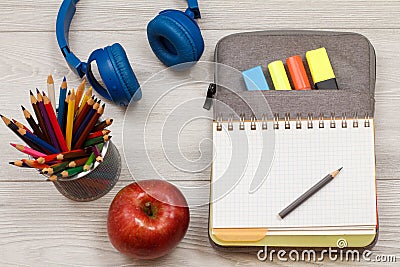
[286,55,311,90]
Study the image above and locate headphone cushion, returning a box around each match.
[108,43,141,100]
[147,10,204,67]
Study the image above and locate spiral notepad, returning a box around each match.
[211,114,377,232]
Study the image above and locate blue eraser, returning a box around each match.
[242,66,270,91]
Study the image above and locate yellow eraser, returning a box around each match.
[268,60,292,90]
[306,47,336,84]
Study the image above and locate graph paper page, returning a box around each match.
[211,119,377,228]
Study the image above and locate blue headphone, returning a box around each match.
[56,0,204,106]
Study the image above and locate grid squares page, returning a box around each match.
[211,119,377,228]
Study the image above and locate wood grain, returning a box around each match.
[0,180,399,266]
[0,1,399,32]
[0,0,399,265]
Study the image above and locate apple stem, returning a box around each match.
[144,202,153,217]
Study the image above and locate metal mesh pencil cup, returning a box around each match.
[52,141,121,201]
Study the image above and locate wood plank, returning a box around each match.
[0,180,398,266]
[0,0,400,32]
[0,29,399,181]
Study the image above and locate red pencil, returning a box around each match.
[87,129,111,140]
[37,149,90,164]
[43,94,69,152]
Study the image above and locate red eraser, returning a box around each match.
[286,55,311,90]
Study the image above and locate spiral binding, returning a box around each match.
[215,113,372,131]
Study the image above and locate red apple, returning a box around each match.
[107,180,190,259]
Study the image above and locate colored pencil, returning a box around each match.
[75,79,85,112]
[87,130,111,140]
[22,105,43,138]
[30,90,52,144]
[92,145,103,162]
[12,119,32,133]
[73,96,95,135]
[9,160,30,168]
[1,114,44,152]
[57,77,67,128]
[38,90,60,152]
[92,118,113,132]
[62,91,70,135]
[49,165,84,181]
[65,88,75,150]
[72,100,100,145]
[68,157,90,168]
[278,167,343,219]
[17,128,59,154]
[83,135,110,148]
[77,86,92,116]
[10,143,47,158]
[74,103,104,149]
[22,159,50,169]
[83,143,104,171]
[43,94,69,152]
[42,161,69,175]
[37,149,90,164]
[47,75,56,113]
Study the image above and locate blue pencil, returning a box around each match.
[17,128,59,154]
[72,101,99,145]
[57,77,67,128]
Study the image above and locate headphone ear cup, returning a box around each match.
[106,43,142,103]
[147,10,204,67]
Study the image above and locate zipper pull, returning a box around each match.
[203,83,216,110]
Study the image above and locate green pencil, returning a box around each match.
[83,143,104,171]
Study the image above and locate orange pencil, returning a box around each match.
[74,79,85,112]
[22,159,50,169]
[77,86,92,116]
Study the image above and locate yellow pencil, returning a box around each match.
[74,79,85,112]
[65,88,76,150]
[77,86,92,116]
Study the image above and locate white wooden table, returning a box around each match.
[0,1,399,266]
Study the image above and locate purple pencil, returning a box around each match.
[36,89,61,152]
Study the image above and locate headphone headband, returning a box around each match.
[56,0,86,77]
[56,0,200,76]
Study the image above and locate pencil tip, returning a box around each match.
[42,91,46,96]
[338,167,343,172]
[47,75,54,84]
[21,105,25,110]
[102,103,105,108]
[63,76,66,82]
[10,143,16,147]
[36,88,40,94]
[29,90,34,96]
[0,114,3,118]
